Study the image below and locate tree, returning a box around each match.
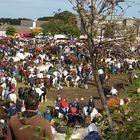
[38,16,54,21]
[41,18,80,37]
[41,19,65,36]
[54,11,77,24]
[103,22,117,38]
[31,27,42,36]
[6,26,16,36]
[68,0,127,133]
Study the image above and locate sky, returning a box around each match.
[0,0,140,19]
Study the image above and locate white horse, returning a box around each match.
[83,106,101,122]
[73,75,81,88]
[0,82,6,100]
[64,75,73,87]
[52,71,63,90]
[34,86,47,102]
[64,75,81,88]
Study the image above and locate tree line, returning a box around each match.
[2,11,81,37]
[0,18,30,25]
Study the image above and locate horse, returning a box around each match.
[0,100,8,117]
[73,76,82,88]
[82,106,101,123]
[18,87,31,100]
[52,71,63,90]
[103,86,111,98]
[18,86,47,103]
[107,96,130,109]
[50,107,68,122]
[22,70,31,83]
[0,82,6,100]
[64,75,73,87]
[0,86,3,99]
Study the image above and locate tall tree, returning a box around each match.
[68,0,126,133]
[54,11,77,24]
[41,18,80,37]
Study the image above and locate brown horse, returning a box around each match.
[0,87,3,99]
[69,54,78,65]
[107,96,120,109]
[0,106,8,117]
[0,100,8,117]
[107,96,130,109]
[22,70,31,83]
[34,76,52,102]
[34,76,52,91]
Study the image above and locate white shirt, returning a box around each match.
[110,87,118,96]
[98,69,104,75]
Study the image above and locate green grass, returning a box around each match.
[15,73,128,111]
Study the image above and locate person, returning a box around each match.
[87,96,95,115]
[110,86,118,96]
[60,97,68,116]
[83,122,102,140]
[7,88,54,140]
[97,68,104,85]
[7,101,17,117]
[78,97,86,111]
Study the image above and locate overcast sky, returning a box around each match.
[0,0,140,19]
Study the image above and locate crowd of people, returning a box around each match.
[0,35,139,139]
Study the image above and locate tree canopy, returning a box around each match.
[6,26,16,36]
[41,11,80,37]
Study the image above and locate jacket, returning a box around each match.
[7,111,54,140]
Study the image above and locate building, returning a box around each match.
[0,19,48,36]
[77,14,140,37]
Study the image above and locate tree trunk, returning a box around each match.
[90,55,114,134]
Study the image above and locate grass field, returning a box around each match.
[16,73,129,111]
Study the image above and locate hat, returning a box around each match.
[87,123,98,133]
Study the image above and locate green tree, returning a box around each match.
[6,26,16,36]
[108,77,140,140]
[41,18,80,37]
[41,19,65,36]
[64,24,81,37]
[40,10,80,37]
[38,16,54,21]
[54,11,77,24]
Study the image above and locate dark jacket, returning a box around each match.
[83,131,102,140]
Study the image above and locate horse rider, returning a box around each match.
[87,96,95,115]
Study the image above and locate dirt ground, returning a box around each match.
[17,73,129,111]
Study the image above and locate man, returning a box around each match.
[7,101,17,117]
[83,122,102,140]
[87,96,95,115]
[97,68,104,85]
[7,88,54,140]
[78,97,86,111]
[110,86,118,96]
